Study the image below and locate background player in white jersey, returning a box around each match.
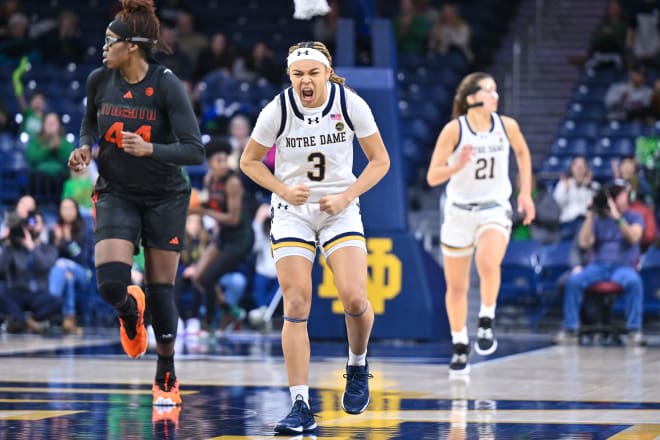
[426,72,535,376]
[240,41,390,434]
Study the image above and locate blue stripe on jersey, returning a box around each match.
[339,85,354,131]
[287,87,304,121]
[321,83,336,117]
[277,91,287,138]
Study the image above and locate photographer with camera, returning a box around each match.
[0,211,60,333]
[554,179,645,345]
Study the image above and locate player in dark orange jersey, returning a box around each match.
[68,0,204,408]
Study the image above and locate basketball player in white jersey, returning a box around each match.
[240,41,390,434]
[426,72,535,376]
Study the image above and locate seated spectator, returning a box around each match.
[648,77,660,122]
[48,198,93,333]
[554,179,645,346]
[553,156,598,226]
[625,0,660,69]
[232,41,281,85]
[247,203,279,328]
[193,32,236,82]
[428,3,473,64]
[175,211,210,337]
[190,140,254,333]
[0,12,37,64]
[512,175,561,244]
[38,9,85,65]
[604,66,652,121]
[393,0,429,55]
[0,0,22,41]
[585,0,627,69]
[614,158,657,251]
[12,55,47,138]
[0,211,60,333]
[155,25,193,82]
[61,166,94,212]
[25,111,75,203]
[175,11,207,71]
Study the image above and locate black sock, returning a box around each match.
[156,354,176,385]
[117,295,138,339]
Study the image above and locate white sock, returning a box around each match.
[479,304,496,319]
[289,385,309,408]
[451,327,469,345]
[348,349,367,366]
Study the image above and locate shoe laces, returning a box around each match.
[287,397,316,420]
[156,371,177,392]
[477,327,493,340]
[343,366,373,392]
[451,353,468,365]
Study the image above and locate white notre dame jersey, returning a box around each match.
[445,113,512,204]
[251,81,378,202]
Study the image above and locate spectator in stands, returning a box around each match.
[428,4,474,64]
[155,25,192,82]
[393,0,429,55]
[426,72,535,377]
[625,0,660,69]
[553,156,598,227]
[227,114,252,170]
[604,66,652,121]
[61,165,94,212]
[0,12,36,64]
[25,111,75,203]
[585,0,628,69]
[511,174,561,244]
[0,0,22,40]
[648,77,660,122]
[38,10,86,66]
[174,211,209,338]
[192,32,236,82]
[190,139,253,333]
[233,41,281,85]
[0,211,60,333]
[12,55,47,138]
[0,98,17,135]
[174,11,207,71]
[48,198,93,334]
[312,0,339,53]
[247,203,279,329]
[614,157,657,251]
[554,179,645,346]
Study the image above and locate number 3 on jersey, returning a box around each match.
[307,152,326,181]
[104,122,152,148]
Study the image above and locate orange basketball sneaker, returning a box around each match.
[119,285,147,358]
[153,372,182,406]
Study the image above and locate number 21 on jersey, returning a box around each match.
[104,122,152,148]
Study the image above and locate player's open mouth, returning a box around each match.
[301,88,314,102]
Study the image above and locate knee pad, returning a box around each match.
[146,284,179,344]
[96,262,132,307]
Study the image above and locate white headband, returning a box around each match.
[287,47,330,68]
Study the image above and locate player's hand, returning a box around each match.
[517,193,536,225]
[282,183,310,205]
[319,193,350,215]
[455,144,473,170]
[121,131,153,157]
[68,145,92,171]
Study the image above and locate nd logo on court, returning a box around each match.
[318,238,402,314]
